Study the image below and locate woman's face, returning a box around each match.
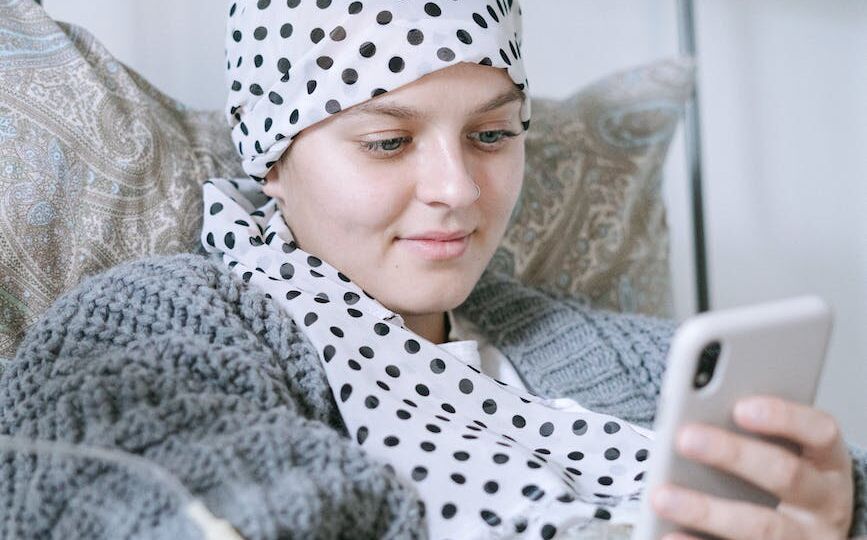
[263,62,526,318]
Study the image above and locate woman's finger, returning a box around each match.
[675,422,836,509]
[733,396,847,465]
[651,483,802,540]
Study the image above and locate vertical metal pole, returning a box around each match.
[677,0,711,313]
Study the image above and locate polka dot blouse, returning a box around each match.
[202,178,655,539]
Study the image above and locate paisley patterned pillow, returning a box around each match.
[0,5,242,358]
[0,0,690,359]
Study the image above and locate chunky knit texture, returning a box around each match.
[1,252,865,539]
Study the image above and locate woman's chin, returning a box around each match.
[383,275,476,316]
[353,241,493,315]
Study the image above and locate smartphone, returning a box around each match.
[632,295,833,540]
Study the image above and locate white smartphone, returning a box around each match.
[632,295,833,540]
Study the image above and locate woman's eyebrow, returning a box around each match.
[342,87,525,120]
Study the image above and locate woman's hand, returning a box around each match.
[649,395,854,539]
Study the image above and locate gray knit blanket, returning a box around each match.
[1,253,864,539]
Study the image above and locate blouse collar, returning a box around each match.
[440,310,483,372]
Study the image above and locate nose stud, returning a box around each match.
[473,183,481,201]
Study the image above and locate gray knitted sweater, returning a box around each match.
[1,253,864,539]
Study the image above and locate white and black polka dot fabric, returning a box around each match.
[224,0,532,182]
[201,178,655,539]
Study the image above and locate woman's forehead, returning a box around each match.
[340,86,524,123]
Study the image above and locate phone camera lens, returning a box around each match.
[693,341,722,389]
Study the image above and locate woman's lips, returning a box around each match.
[397,233,471,261]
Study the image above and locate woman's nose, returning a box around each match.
[414,135,479,208]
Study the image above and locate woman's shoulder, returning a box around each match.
[11,251,303,370]
[14,253,240,345]
[74,252,236,294]
[6,250,343,430]
[57,251,241,308]
[461,265,678,334]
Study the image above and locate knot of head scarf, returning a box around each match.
[224,0,532,182]
[200,178,655,539]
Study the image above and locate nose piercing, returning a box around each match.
[473,183,481,201]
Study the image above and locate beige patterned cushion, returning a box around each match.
[0,6,241,358]
[0,0,691,359]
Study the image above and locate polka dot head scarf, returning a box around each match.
[201,177,656,539]
[225,0,532,182]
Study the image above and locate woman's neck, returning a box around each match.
[402,311,450,344]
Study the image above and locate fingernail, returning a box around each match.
[736,400,766,423]
[678,427,708,454]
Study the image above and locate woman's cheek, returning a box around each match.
[339,183,409,233]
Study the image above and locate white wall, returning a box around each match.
[44,0,867,445]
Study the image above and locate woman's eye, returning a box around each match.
[471,130,519,146]
[361,136,409,154]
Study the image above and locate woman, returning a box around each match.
[1,1,864,539]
